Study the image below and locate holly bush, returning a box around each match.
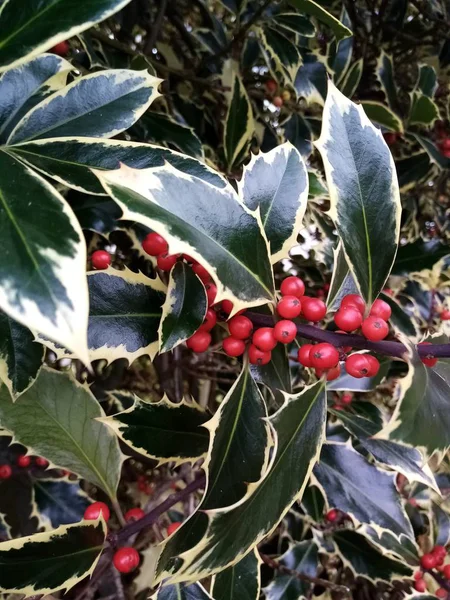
[0,0,450,598]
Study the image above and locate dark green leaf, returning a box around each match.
[417,65,438,97]
[392,239,450,275]
[251,342,292,393]
[380,292,418,337]
[265,541,319,600]
[71,194,122,234]
[326,243,358,311]
[0,473,39,538]
[376,52,399,112]
[434,503,450,546]
[301,484,325,521]
[396,152,432,191]
[360,101,403,133]
[258,27,302,84]
[272,13,315,36]
[289,0,352,40]
[135,112,204,159]
[328,7,353,82]
[339,58,363,98]
[363,526,420,565]
[413,134,450,170]
[154,583,213,600]
[34,479,90,529]
[294,54,327,105]
[223,62,254,169]
[283,113,312,158]
[409,93,439,126]
[212,549,261,600]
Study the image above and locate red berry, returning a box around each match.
[331,404,345,410]
[51,41,70,56]
[370,299,392,321]
[433,546,447,557]
[125,508,145,522]
[266,79,277,93]
[223,336,246,357]
[229,315,253,339]
[341,393,353,405]
[273,96,283,108]
[441,309,450,320]
[341,294,365,314]
[186,331,211,353]
[199,308,217,332]
[383,132,398,146]
[345,354,371,378]
[301,297,327,322]
[17,455,30,468]
[113,547,140,573]
[205,283,217,306]
[35,457,49,468]
[91,250,111,270]
[167,522,182,536]
[252,327,277,352]
[273,320,297,344]
[277,296,301,319]
[334,307,363,332]
[361,316,389,341]
[414,570,424,580]
[436,588,447,599]
[221,300,234,315]
[142,232,168,256]
[436,555,446,567]
[419,342,437,367]
[443,564,450,579]
[157,253,178,271]
[421,553,437,570]
[0,465,12,479]
[414,579,427,593]
[298,344,314,367]
[325,509,338,522]
[365,355,380,377]
[280,276,305,298]
[316,364,341,381]
[84,502,110,522]
[310,343,339,370]
[248,344,271,366]
[192,263,211,283]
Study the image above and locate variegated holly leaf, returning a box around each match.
[0,520,106,596]
[153,583,213,600]
[257,27,302,85]
[339,58,363,98]
[313,442,413,537]
[101,395,209,465]
[0,53,72,143]
[289,0,352,40]
[376,52,399,113]
[333,529,413,583]
[380,293,418,338]
[7,69,160,144]
[272,13,315,36]
[212,550,261,600]
[362,526,420,565]
[301,484,326,522]
[409,95,439,126]
[433,503,450,546]
[134,112,204,159]
[360,101,403,133]
[0,473,39,538]
[33,479,91,529]
[396,152,432,192]
[392,239,450,276]
[294,54,327,106]
[250,342,291,393]
[0,151,89,363]
[316,81,401,306]
[159,381,326,584]
[0,367,123,498]
[283,113,312,158]
[264,540,319,600]
[159,263,207,353]
[327,7,353,83]
[0,0,132,71]
[326,243,358,311]
[94,164,274,313]
[71,195,122,234]
[238,143,308,263]
[0,312,44,400]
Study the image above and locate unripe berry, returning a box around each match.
[419,341,437,367]
[51,41,70,56]
[436,588,447,599]
[205,283,217,306]
[325,509,338,522]
[361,316,389,341]
[199,308,217,332]
[281,90,291,101]
[221,300,234,315]
[280,276,305,298]
[298,344,314,367]
[273,96,283,108]
[91,250,111,270]
[248,344,271,366]
[223,336,246,357]
[192,263,211,283]
[265,79,277,93]
[274,320,297,344]
[443,564,450,579]
[341,393,353,405]
[167,522,182,536]
[125,508,145,522]
[301,297,327,322]
[84,502,110,521]
[310,343,339,369]
[17,455,31,468]
[252,327,277,352]
[334,307,363,332]
[35,457,49,468]
[229,315,253,339]
[157,253,178,271]
[186,331,211,353]
[0,464,12,479]
[142,232,168,256]
[441,309,450,320]
[420,553,437,569]
[345,354,371,378]
[370,299,392,320]
[113,547,140,573]
[277,296,301,319]
[414,579,427,593]
[365,355,380,377]
[341,294,365,314]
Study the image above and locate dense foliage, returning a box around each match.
[0,0,450,598]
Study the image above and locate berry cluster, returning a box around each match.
[414,545,450,596]
[0,454,49,478]
[265,79,291,109]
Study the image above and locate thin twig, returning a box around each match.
[425,568,450,593]
[145,0,169,54]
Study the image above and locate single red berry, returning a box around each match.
[345,354,371,378]
[280,276,305,298]
[310,343,339,370]
[113,547,140,573]
[325,509,338,522]
[361,316,389,341]
[414,579,427,593]
[199,308,217,332]
[0,464,12,479]
[370,299,392,321]
[341,294,365,314]
[383,132,398,146]
[365,355,380,377]
[91,250,111,270]
[443,564,450,579]
[335,331,352,353]
[221,300,234,315]
[167,522,182,536]
[229,315,253,339]
[316,364,341,381]
[273,96,283,108]
[274,320,297,344]
[142,232,168,256]
[436,555,446,567]
[157,253,178,271]
[414,570,424,581]
[192,263,211,283]
[277,295,301,319]
[298,344,314,367]
[17,455,31,468]
[223,336,246,357]
[252,327,277,352]
[84,502,110,522]
[408,497,418,507]
[182,254,196,264]
[248,344,271,366]
[51,41,70,56]
[205,283,217,306]
[186,331,211,353]
[334,307,363,332]
[419,342,437,367]
[301,297,327,322]
[265,79,277,93]
[341,393,353,405]
[125,508,145,522]
[436,588,447,599]
[441,309,450,320]
[421,553,437,570]
[433,545,447,558]
[35,457,49,468]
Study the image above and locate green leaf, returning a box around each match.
[101,394,209,465]
[0,312,44,399]
[434,503,450,546]
[7,69,160,144]
[289,0,352,40]
[239,142,308,263]
[212,549,261,600]
[327,7,353,83]
[0,53,72,143]
[71,195,122,234]
[409,93,439,126]
[396,152,432,191]
[316,81,401,306]
[301,484,325,521]
[413,134,450,170]
[265,540,319,600]
[283,113,312,158]
[95,163,274,312]
[153,583,214,600]
[0,520,106,595]
[379,292,418,337]
[0,367,123,498]
[272,13,315,36]
[257,27,302,84]
[0,472,39,538]
[0,151,89,362]
[333,529,413,583]
[134,112,204,159]
[326,243,358,311]
[0,0,132,71]
[313,442,413,537]
[363,527,420,566]
[251,342,292,393]
[160,381,326,583]
[159,263,207,353]
[294,54,327,106]
[34,479,90,529]
[376,52,399,112]
[360,101,403,133]
[339,58,363,98]
[416,64,438,97]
